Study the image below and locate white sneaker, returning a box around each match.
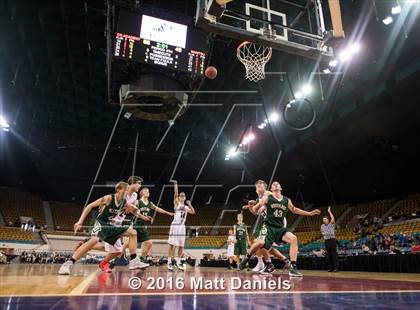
[167,262,174,271]
[58,260,73,275]
[252,262,265,272]
[176,262,185,271]
[129,257,149,270]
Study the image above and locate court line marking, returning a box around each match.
[69,270,100,295]
[2,290,420,298]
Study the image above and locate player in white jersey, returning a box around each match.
[167,180,195,271]
[226,229,236,269]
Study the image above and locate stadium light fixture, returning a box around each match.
[382,16,393,25]
[349,43,361,54]
[329,60,338,67]
[391,5,401,15]
[241,133,255,145]
[339,50,351,62]
[227,147,237,157]
[302,84,312,95]
[0,115,10,131]
[268,112,280,123]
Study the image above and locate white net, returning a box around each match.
[237,41,272,82]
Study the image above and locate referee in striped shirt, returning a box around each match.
[320,207,338,272]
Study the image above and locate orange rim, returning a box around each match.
[236,41,272,60]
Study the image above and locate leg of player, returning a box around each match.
[176,246,185,270]
[141,240,153,261]
[282,232,302,277]
[59,236,100,275]
[252,249,266,272]
[99,240,123,273]
[100,252,120,273]
[269,247,291,271]
[124,228,149,270]
[259,248,277,274]
[237,239,265,270]
[167,244,174,270]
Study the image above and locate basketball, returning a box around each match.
[205,66,218,79]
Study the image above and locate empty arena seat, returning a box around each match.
[393,193,420,217]
[294,204,349,232]
[0,227,37,243]
[49,201,83,231]
[342,198,396,226]
[187,236,227,248]
[0,187,45,228]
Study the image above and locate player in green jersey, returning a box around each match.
[58,181,151,275]
[243,179,290,274]
[239,181,320,277]
[120,187,174,263]
[233,213,250,262]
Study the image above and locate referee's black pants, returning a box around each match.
[325,238,338,271]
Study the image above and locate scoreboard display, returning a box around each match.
[114,10,207,75]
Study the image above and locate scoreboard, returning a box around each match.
[114,10,207,75]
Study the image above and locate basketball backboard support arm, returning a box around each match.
[328,0,345,38]
[196,0,340,60]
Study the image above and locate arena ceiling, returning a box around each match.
[0,0,419,205]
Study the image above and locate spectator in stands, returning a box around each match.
[320,206,338,272]
[312,248,326,258]
[0,251,8,264]
[389,244,401,255]
[361,244,371,255]
[411,242,420,254]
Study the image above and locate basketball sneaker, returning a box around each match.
[252,261,265,272]
[129,257,149,270]
[167,261,174,271]
[176,261,185,271]
[289,265,303,277]
[99,260,112,273]
[58,260,73,275]
[237,256,249,270]
[282,259,291,272]
[260,262,275,274]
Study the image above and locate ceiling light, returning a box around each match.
[323,68,331,74]
[295,92,303,99]
[382,16,393,25]
[268,112,280,123]
[339,50,351,62]
[302,84,312,95]
[329,60,338,67]
[349,43,361,54]
[0,115,10,129]
[227,147,237,157]
[391,5,401,15]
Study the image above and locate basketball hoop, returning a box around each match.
[237,41,272,82]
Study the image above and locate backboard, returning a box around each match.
[196,0,344,60]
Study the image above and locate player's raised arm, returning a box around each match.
[252,195,269,213]
[186,200,195,215]
[150,202,174,217]
[328,206,335,223]
[288,200,321,216]
[171,180,179,206]
[74,195,111,232]
[243,200,257,214]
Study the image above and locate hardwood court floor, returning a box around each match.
[1,264,420,309]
